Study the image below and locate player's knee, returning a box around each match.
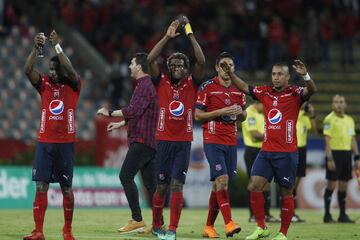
[247,180,260,192]
[60,184,73,196]
[338,181,348,191]
[215,175,228,191]
[156,183,168,197]
[263,182,271,191]
[36,181,49,192]
[326,180,336,190]
[170,179,183,192]
[280,187,293,197]
[119,170,132,184]
[247,182,255,191]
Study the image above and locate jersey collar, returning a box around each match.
[271,85,292,93]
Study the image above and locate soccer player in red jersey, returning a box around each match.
[195,52,246,238]
[147,16,205,240]
[222,60,316,240]
[23,30,81,240]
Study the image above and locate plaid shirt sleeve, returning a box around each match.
[122,80,152,119]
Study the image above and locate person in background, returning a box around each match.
[323,94,360,223]
[292,102,317,222]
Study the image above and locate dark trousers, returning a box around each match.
[119,142,156,221]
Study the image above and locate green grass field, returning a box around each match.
[1,208,359,240]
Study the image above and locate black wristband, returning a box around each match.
[354,154,360,162]
[108,110,114,117]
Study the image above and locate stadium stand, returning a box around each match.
[1,0,360,145]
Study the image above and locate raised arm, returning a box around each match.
[220,61,250,94]
[181,16,205,84]
[147,20,180,79]
[292,59,317,99]
[24,33,44,85]
[49,30,79,85]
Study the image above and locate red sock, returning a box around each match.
[169,192,183,232]
[63,191,74,233]
[280,196,294,236]
[206,191,219,226]
[250,191,266,229]
[34,192,48,232]
[216,189,232,224]
[152,191,166,228]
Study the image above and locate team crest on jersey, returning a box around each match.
[268,108,282,124]
[54,90,59,99]
[173,90,179,100]
[225,98,231,105]
[169,100,184,116]
[49,100,64,115]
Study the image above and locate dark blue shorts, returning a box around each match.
[155,141,191,184]
[32,142,74,186]
[204,143,237,181]
[251,151,298,188]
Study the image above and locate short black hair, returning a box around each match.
[133,52,150,74]
[272,62,289,73]
[167,52,190,70]
[215,52,234,66]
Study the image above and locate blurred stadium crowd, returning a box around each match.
[57,0,358,69]
[0,0,359,142]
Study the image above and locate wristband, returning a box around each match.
[303,73,311,81]
[55,43,63,54]
[108,110,113,117]
[354,154,360,162]
[184,23,193,35]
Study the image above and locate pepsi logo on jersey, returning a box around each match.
[49,100,64,120]
[49,100,64,115]
[169,100,184,117]
[268,108,282,124]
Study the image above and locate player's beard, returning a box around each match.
[51,75,66,84]
[171,77,181,85]
[170,71,184,85]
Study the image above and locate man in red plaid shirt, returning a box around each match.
[97,52,158,233]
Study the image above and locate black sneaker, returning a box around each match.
[338,214,355,223]
[291,214,305,223]
[265,215,280,223]
[323,213,335,223]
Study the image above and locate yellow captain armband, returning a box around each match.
[184,23,193,35]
